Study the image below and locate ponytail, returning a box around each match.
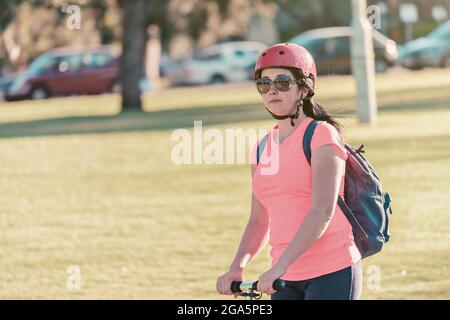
[302,98,344,138]
[288,68,345,141]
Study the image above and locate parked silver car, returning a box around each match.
[165,41,268,86]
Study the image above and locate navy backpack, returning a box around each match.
[256,119,393,258]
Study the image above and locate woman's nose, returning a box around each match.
[268,85,278,95]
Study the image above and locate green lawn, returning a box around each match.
[0,69,449,299]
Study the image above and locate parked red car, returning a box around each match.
[5,46,120,101]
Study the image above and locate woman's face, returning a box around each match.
[259,68,306,116]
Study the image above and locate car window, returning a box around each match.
[28,53,55,76]
[310,36,349,56]
[300,38,324,56]
[236,49,261,58]
[333,36,350,55]
[57,54,82,73]
[288,34,312,45]
[82,53,113,68]
[234,49,246,57]
[196,52,221,61]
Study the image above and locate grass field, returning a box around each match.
[0,69,449,299]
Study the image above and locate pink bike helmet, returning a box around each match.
[254,43,318,127]
[255,43,317,92]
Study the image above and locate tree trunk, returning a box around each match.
[121,0,145,111]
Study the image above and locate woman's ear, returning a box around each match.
[302,87,309,97]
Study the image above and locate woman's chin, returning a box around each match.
[268,107,289,115]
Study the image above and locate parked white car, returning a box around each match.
[165,41,268,86]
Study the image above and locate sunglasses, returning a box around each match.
[255,75,298,94]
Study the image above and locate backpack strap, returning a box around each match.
[302,119,368,240]
[256,133,269,165]
[303,119,320,166]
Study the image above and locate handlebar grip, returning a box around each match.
[231,279,286,293]
[231,281,242,293]
[273,279,286,291]
[253,279,286,291]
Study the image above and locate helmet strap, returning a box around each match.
[264,92,304,127]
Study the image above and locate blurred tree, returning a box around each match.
[118,0,146,111]
[117,0,235,111]
[265,0,351,41]
[1,0,273,110]
[0,0,29,32]
[1,0,108,69]
[0,0,25,71]
[189,0,232,42]
[89,0,121,44]
[144,0,173,52]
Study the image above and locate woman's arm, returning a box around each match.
[216,166,270,295]
[229,192,270,271]
[275,144,345,270]
[229,165,270,271]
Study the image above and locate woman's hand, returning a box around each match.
[257,263,286,295]
[216,268,243,296]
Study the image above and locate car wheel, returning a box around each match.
[109,80,122,93]
[30,86,49,100]
[375,59,388,73]
[210,74,226,84]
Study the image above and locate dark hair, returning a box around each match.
[256,67,345,140]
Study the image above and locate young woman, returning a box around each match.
[216,43,362,300]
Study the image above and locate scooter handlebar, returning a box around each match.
[231,279,285,293]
